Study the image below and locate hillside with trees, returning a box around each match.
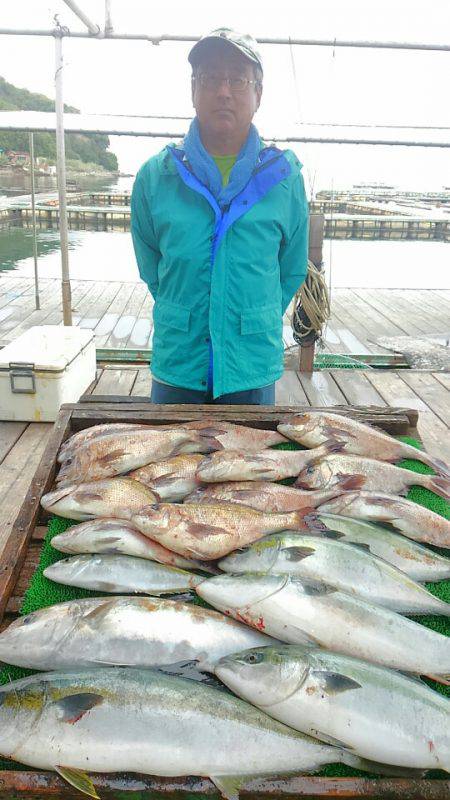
[0,76,118,171]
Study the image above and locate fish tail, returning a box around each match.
[287,508,318,530]
[424,673,450,686]
[427,476,450,500]
[420,454,450,477]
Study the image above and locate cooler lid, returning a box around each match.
[0,326,94,372]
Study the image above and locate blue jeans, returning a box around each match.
[150,379,275,405]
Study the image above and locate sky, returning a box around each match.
[1,0,449,190]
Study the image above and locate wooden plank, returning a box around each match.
[275,371,308,405]
[364,371,450,462]
[0,410,71,621]
[298,371,347,406]
[68,402,415,433]
[92,367,138,397]
[0,772,448,799]
[0,422,28,463]
[0,424,52,559]
[98,283,137,348]
[131,369,152,397]
[330,370,387,406]
[398,371,450,428]
[77,281,122,330]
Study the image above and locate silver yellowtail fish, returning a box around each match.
[197,574,450,682]
[186,482,338,513]
[132,502,315,561]
[129,454,204,501]
[278,411,450,476]
[43,554,204,595]
[218,533,450,615]
[196,441,342,483]
[309,513,450,582]
[0,668,383,799]
[318,491,450,549]
[41,478,158,521]
[0,596,274,671]
[51,518,216,573]
[56,427,221,485]
[295,454,450,500]
[216,645,450,772]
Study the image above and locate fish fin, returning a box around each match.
[98,449,126,464]
[347,542,372,553]
[53,693,104,724]
[210,774,251,800]
[55,766,100,799]
[348,758,427,778]
[424,673,450,686]
[187,522,230,539]
[82,599,117,624]
[428,477,450,501]
[312,670,362,695]
[73,492,104,502]
[310,730,353,749]
[196,426,229,438]
[323,425,357,440]
[297,580,338,596]
[301,511,328,531]
[284,545,316,561]
[336,474,366,491]
[323,438,347,453]
[322,530,345,540]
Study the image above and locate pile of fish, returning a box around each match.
[0,411,449,798]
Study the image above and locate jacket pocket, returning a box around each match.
[240,305,280,335]
[153,299,191,332]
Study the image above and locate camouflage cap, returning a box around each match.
[188,28,263,73]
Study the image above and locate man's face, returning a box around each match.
[192,48,262,143]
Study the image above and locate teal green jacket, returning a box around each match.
[131,143,309,397]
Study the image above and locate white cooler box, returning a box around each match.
[0,326,96,421]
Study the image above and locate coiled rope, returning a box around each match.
[291,259,331,345]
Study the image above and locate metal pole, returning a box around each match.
[105,0,113,36]
[0,28,449,51]
[28,132,40,310]
[62,1,100,35]
[55,32,72,326]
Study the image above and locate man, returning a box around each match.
[131,28,309,405]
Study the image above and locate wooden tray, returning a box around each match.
[1,401,448,800]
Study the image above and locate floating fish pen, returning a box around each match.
[325,215,450,242]
[309,200,401,216]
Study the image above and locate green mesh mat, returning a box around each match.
[0,437,448,780]
[313,353,367,369]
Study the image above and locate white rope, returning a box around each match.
[291,259,331,343]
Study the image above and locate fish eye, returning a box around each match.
[244,652,264,665]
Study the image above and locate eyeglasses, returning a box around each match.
[194,73,260,93]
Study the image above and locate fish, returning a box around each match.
[58,423,149,463]
[51,518,216,573]
[218,533,450,615]
[307,512,450,582]
[197,574,450,681]
[295,453,450,500]
[0,596,275,671]
[0,667,395,800]
[317,491,450,549]
[129,454,204,501]
[43,554,204,595]
[196,441,343,483]
[56,427,221,485]
[180,419,288,450]
[41,478,159,521]
[132,502,315,561]
[278,411,450,476]
[185,482,339,513]
[215,645,450,772]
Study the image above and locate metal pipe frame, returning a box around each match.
[62,0,100,35]
[0,28,449,51]
[55,34,73,326]
[28,132,40,311]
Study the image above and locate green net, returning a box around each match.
[0,437,448,779]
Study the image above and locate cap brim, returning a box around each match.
[188,36,261,70]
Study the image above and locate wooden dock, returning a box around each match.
[1,364,449,564]
[0,276,449,356]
